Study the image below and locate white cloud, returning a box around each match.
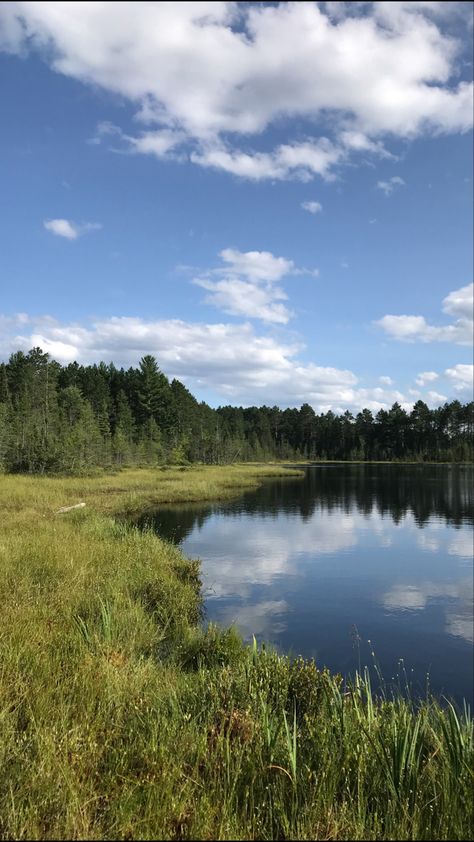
[191,138,343,182]
[124,129,186,159]
[339,129,395,158]
[426,389,447,404]
[0,311,419,412]
[43,218,102,240]
[443,284,474,320]
[0,312,30,331]
[90,121,185,160]
[218,248,293,282]
[350,386,410,413]
[379,376,394,385]
[376,176,405,196]
[43,218,78,240]
[378,314,472,344]
[445,364,473,392]
[192,248,315,324]
[190,146,287,181]
[195,277,291,324]
[416,370,439,386]
[302,200,323,214]
[377,283,473,345]
[2,2,472,181]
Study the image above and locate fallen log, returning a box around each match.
[54,502,86,514]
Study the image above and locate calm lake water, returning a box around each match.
[139,465,473,704]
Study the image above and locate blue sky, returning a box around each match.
[0,1,472,412]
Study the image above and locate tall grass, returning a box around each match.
[0,467,472,840]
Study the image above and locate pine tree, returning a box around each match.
[137,355,173,431]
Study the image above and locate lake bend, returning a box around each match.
[137,464,473,705]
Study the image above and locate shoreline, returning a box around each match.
[0,465,472,840]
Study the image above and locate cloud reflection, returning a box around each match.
[199,510,358,600]
[383,579,473,643]
[211,599,289,641]
[448,531,473,559]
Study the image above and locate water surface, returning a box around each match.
[139,465,473,703]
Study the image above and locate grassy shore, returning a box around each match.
[0,466,472,840]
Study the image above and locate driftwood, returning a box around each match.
[54,502,86,514]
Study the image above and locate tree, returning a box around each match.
[0,345,471,473]
[298,403,316,458]
[410,400,432,459]
[58,386,102,472]
[137,355,173,431]
[355,409,374,460]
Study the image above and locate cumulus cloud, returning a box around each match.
[301,200,323,214]
[190,138,343,181]
[443,284,474,321]
[379,375,394,385]
[192,248,315,324]
[218,248,293,283]
[426,389,447,405]
[195,277,291,325]
[377,283,473,345]
[376,176,405,196]
[0,310,420,412]
[43,218,102,240]
[1,2,472,181]
[416,371,439,386]
[445,364,473,392]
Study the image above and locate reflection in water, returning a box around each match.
[137,464,473,543]
[134,465,473,703]
[383,580,474,644]
[448,530,474,559]
[215,599,289,639]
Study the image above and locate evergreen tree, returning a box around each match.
[137,355,173,431]
[0,346,472,473]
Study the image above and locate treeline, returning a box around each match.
[0,348,472,473]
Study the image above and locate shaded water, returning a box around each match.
[138,465,473,703]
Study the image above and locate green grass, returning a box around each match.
[0,466,472,840]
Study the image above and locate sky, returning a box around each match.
[0,0,473,413]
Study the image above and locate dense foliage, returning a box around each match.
[0,348,472,473]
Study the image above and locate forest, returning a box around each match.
[0,347,472,473]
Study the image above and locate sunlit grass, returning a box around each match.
[0,466,472,840]
[0,463,301,524]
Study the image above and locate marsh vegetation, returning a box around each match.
[0,466,472,840]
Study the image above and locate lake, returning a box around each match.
[138,464,473,704]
